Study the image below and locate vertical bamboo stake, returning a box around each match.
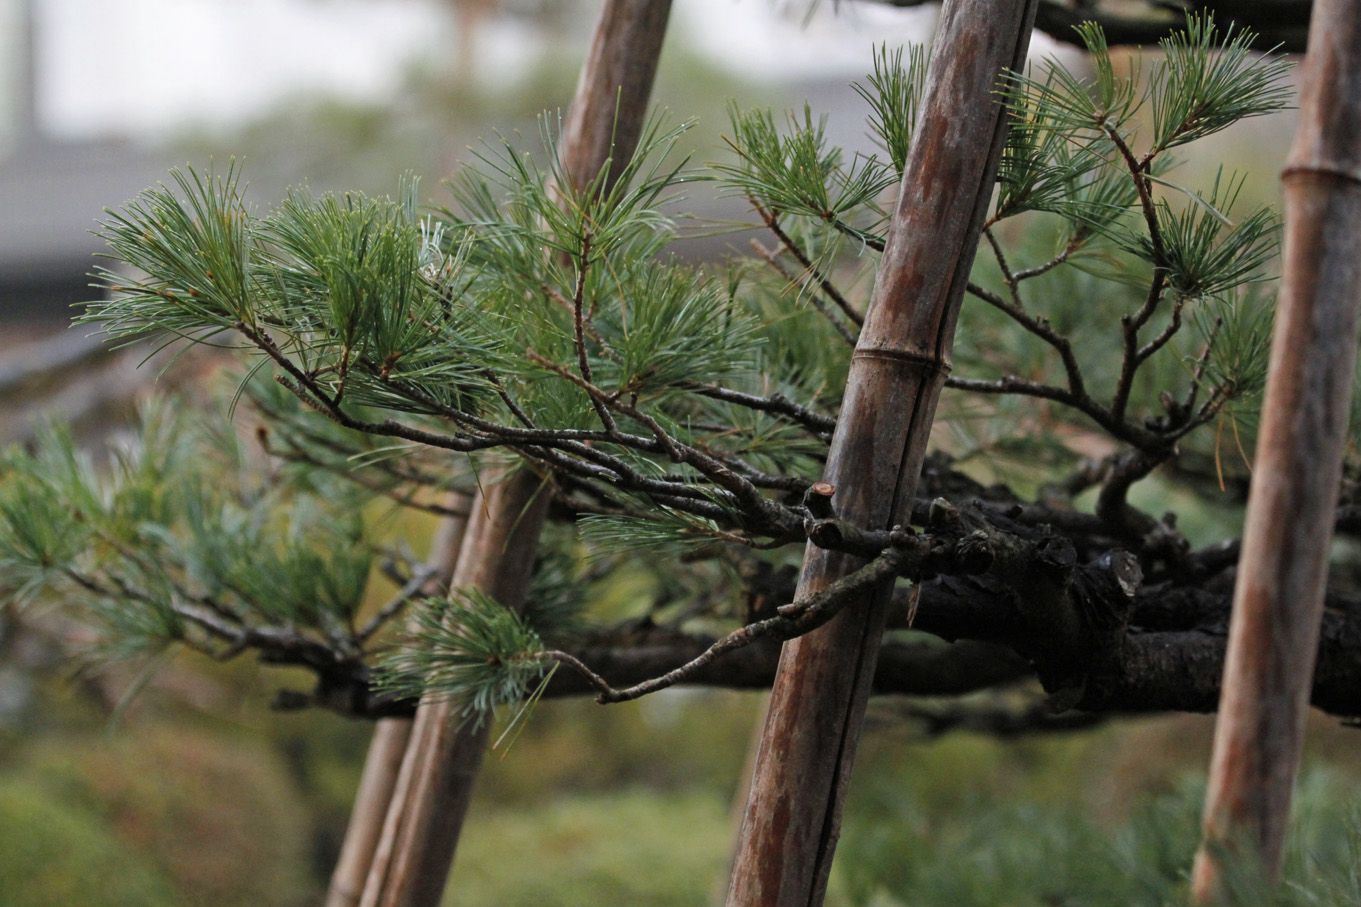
[358,5,672,905]
[361,476,551,907]
[1192,3,1361,897]
[326,508,470,907]
[724,3,1037,904]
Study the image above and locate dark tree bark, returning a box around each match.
[866,0,1312,52]
[723,2,1040,904]
[1192,0,1361,898]
[288,561,1361,725]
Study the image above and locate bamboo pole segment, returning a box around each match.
[724,3,1038,904]
[358,5,672,905]
[327,719,414,907]
[326,508,470,907]
[1192,3,1361,897]
[361,475,550,907]
[557,1,673,193]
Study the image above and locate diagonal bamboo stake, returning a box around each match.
[358,5,672,905]
[724,2,1039,904]
[326,507,470,907]
[1192,3,1361,897]
[361,474,551,907]
[327,719,413,907]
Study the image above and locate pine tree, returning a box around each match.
[4,7,1343,903]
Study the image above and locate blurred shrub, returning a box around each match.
[448,790,730,907]
[476,691,760,804]
[23,723,315,906]
[830,768,1361,907]
[0,777,177,906]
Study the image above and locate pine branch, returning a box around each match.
[749,239,858,346]
[753,202,866,327]
[547,545,907,703]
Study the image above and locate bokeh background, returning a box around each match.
[2,3,1353,906]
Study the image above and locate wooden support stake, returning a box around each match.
[361,475,550,907]
[1192,2,1361,897]
[357,4,672,905]
[724,2,1038,904]
[326,508,470,907]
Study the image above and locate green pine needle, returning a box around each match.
[375,589,548,725]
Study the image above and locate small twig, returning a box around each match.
[749,239,858,346]
[964,282,1089,401]
[571,231,618,433]
[1105,125,1166,267]
[527,351,803,536]
[946,373,1168,455]
[549,547,905,703]
[984,227,1023,310]
[542,283,614,354]
[1180,315,1223,422]
[485,371,537,430]
[752,200,865,327]
[1133,295,1187,370]
[239,322,493,455]
[681,382,836,438]
[947,374,1082,407]
[357,563,441,645]
[1104,124,1170,424]
[1171,384,1231,441]
[1012,235,1083,282]
[259,437,469,518]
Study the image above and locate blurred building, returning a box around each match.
[0,0,179,324]
[0,0,942,326]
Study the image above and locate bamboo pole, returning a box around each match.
[1192,3,1361,897]
[326,508,470,907]
[361,475,550,907]
[358,5,672,905]
[724,3,1038,904]
[328,719,415,907]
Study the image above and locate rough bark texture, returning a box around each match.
[227,548,1361,723]
[869,0,1312,52]
[256,456,1361,726]
[724,3,1039,904]
[326,508,469,907]
[356,4,672,905]
[1192,1,1361,897]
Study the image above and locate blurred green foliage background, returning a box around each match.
[8,658,1361,905]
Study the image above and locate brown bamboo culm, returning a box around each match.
[724,2,1039,904]
[357,4,673,905]
[326,505,470,907]
[1192,2,1361,898]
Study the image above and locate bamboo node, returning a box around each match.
[1281,162,1361,187]
[851,346,953,375]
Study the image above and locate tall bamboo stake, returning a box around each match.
[361,475,550,907]
[724,3,1038,904]
[1192,3,1361,897]
[358,5,672,905]
[328,719,415,906]
[326,508,470,907]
